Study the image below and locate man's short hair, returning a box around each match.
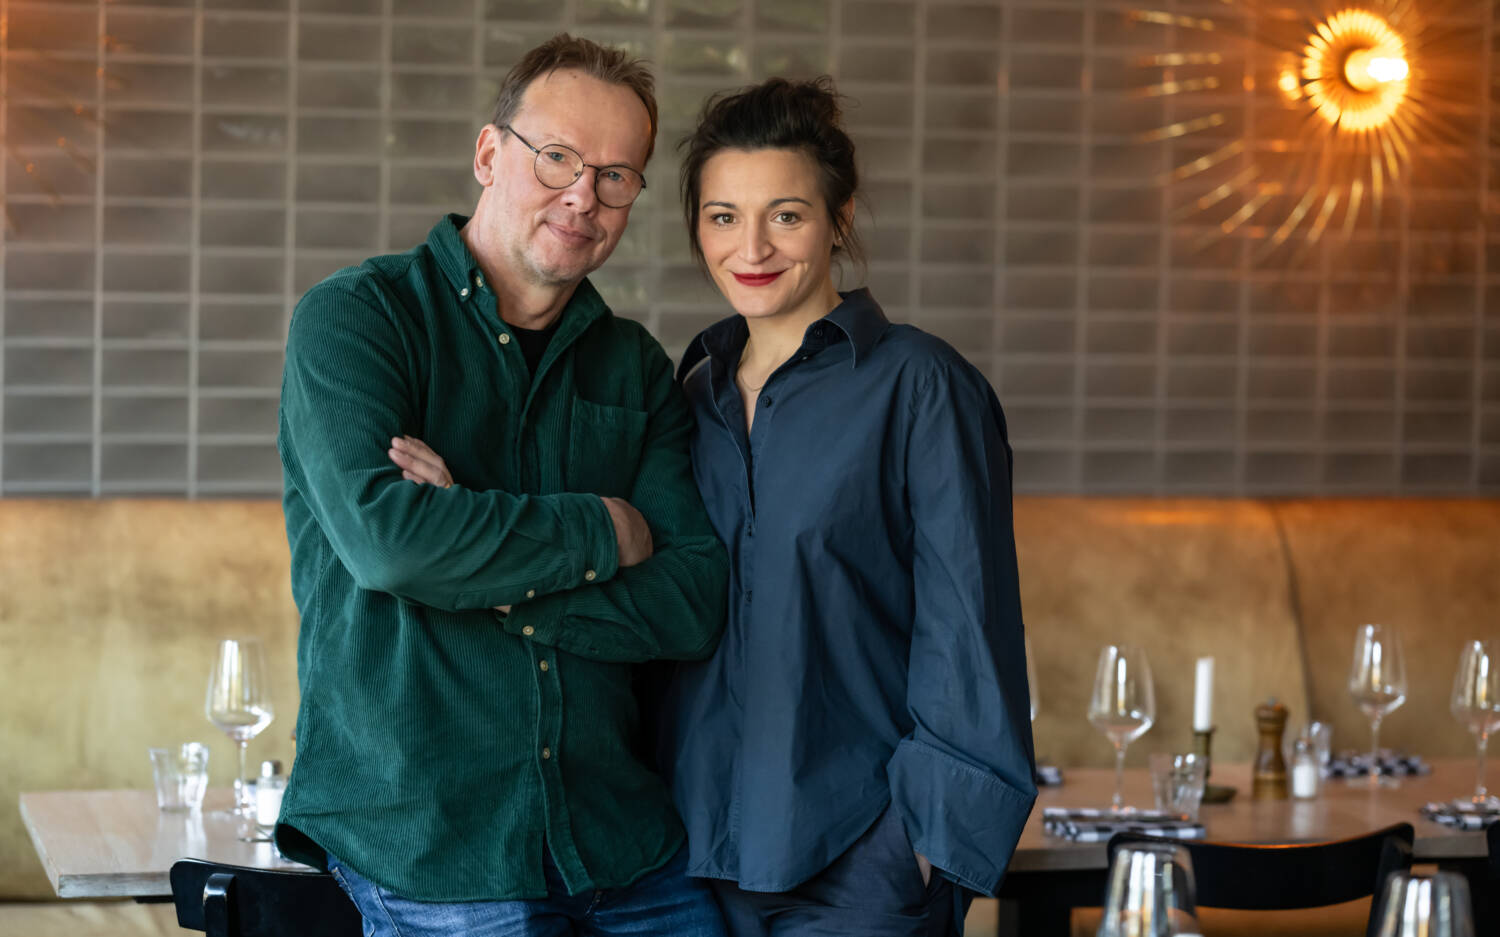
[489,33,659,164]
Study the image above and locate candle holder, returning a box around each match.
[1193,727,1238,804]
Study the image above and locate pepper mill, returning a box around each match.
[1252,698,1289,800]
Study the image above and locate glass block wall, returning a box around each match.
[1,0,1495,496]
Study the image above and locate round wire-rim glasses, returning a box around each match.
[503,124,646,208]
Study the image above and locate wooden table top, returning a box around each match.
[21,759,1491,898]
[19,788,312,899]
[1013,758,1490,872]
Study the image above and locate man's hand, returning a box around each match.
[601,496,653,567]
[388,436,453,488]
[390,437,652,573]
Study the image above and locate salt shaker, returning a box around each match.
[255,759,286,827]
[1290,736,1320,799]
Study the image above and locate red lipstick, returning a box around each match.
[733,272,783,286]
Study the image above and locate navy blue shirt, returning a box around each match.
[660,289,1037,897]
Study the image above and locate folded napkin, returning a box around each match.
[1419,802,1500,830]
[1042,806,1206,843]
[1325,750,1431,778]
[1036,764,1064,787]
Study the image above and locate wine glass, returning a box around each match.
[1373,871,1475,937]
[1449,639,1500,811]
[1098,842,1201,937]
[205,637,275,816]
[1347,623,1407,788]
[1025,635,1039,722]
[1088,645,1156,812]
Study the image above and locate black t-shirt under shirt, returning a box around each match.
[512,318,561,380]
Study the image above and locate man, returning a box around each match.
[275,34,729,936]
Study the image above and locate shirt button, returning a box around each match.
[584,569,597,582]
[475,274,484,289]
[761,395,773,407]
[541,747,552,760]
[526,589,536,599]
[460,287,470,298]
[522,625,535,636]
[498,332,511,345]
[539,660,549,672]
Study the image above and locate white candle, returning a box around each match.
[1193,656,1215,731]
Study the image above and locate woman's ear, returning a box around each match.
[835,197,856,248]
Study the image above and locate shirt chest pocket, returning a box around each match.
[566,397,648,498]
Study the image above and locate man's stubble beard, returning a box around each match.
[511,233,603,290]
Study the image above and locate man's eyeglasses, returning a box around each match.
[502,124,647,209]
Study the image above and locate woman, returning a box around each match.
[390,76,1036,937]
[657,78,1037,937]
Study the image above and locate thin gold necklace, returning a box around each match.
[737,342,771,393]
[735,368,768,393]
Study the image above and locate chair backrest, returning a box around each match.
[170,858,363,937]
[1107,824,1413,937]
[1489,820,1500,880]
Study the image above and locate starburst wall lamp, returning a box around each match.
[1130,1,1472,251]
[1298,9,1410,132]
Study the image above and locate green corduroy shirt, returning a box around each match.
[274,214,728,901]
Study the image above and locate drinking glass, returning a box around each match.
[205,637,275,816]
[1373,871,1474,937]
[1097,842,1200,937]
[1089,645,1156,812]
[1449,639,1500,811]
[1026,635,1039,722]
[148,742,210,812]
[1347,624,1407,788]
[1149,752,1206,821]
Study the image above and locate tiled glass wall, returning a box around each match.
[1,0,1496,495]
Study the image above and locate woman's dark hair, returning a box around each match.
[679,76,863,268]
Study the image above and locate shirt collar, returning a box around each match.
[692,287,890,377]
[821,288,889,368]
[427,213,485,298]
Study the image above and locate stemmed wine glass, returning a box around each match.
[1088,644,1156,812]
[1449,640,1500,811]
[205,637,275,816]
[1347,623,1407,788]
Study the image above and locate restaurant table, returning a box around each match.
[18,788,310,899]
[21,764,1496,931]
[999,758,1494,934]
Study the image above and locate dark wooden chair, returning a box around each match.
[170,858,363,937]
[1107,823,1414,937]
[1490,818,1500,879]
[1483,820,1500,932]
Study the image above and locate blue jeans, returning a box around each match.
[327,845,725,937]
